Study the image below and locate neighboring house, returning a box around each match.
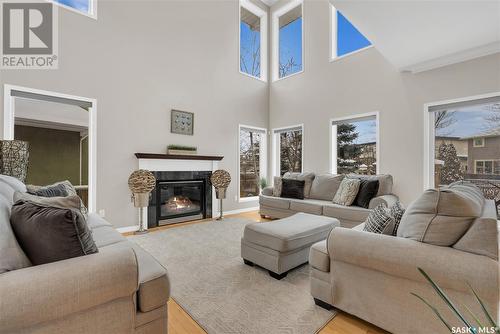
[463,130,500,177]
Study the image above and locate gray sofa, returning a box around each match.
[0,175,170,334]
[309,182,499,334]
[260,173,398,228]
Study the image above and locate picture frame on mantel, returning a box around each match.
[171,109,194,135]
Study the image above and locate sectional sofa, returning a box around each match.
[260,173,398,228]
[0,175,170,334]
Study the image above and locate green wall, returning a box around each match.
[14,125,88,186]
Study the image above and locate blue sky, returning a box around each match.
[279,17,303,77]
[240,22,261,77]
[55,0,89,12]
[337,11,371,57]
[436,105,499,137]
[351,119,377,144]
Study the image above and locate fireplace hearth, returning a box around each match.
[148,171,212,227]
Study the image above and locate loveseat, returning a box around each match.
[0,175,170,334]
[260,173,398,228]
[309,182,499,334]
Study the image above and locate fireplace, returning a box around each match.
[148,171,212,227]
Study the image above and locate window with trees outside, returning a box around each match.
[330,4,371,60]
[239,125,267,200]
[273,126,303,176]
[240,0,267,80]
[53,0,95,17]
[428,95,500,215]
[331,114,378,175]
[273,0,303,80]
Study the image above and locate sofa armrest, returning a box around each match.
[262,186,274,196]
[328,227,498,298]
[0,245,138,332]
[368,194,399,209]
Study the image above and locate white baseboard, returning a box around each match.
[116,206,259,234]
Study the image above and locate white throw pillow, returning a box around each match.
[332,178,360,206]
[272,177,282,197]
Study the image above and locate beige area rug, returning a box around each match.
[129,218,335,334]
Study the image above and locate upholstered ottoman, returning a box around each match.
[241,212,340,279]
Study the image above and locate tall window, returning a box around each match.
[272,125,303,176]
[239,125,267,200]
[426,96,500,196]
[330,4,371,60]
[331,114,378,175]
[53,0,95,17]
[240,0,267,81]
[273,0,303,80]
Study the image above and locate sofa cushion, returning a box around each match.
[333,178,360,206]
[259,195,290,210]
[243,212,338,252]
[323,203,371,223]
[289,199,325,215]
[309,174,344,201]
[281,179,305,200]
[283,172,315,198]
[92,225,126,248]
[349,174,393,196]
[397,184,483,246]
[87,213,113,229]
[309,240,329,272]
[10,201,98,265]
[0,174,26,194]
[0,196,31,273]
[453,200,498,260]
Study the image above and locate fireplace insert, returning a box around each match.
[157,180,205,225]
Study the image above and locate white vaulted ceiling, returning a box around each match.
[330,0,500,72]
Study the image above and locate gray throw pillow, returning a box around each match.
[14,192,82,212]
[273,176,282,197]
[363,204,395,235]
[332,178,360,206]
[28,180,88,216]
[10,201,98,265]
[28,183,68,197]
[389,201,405,236]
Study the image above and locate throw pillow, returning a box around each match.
[389,201,405,236]
[351,178,379,208]
[27,183,68,197]
[363,204,395,235]
[332,178,361,206]
[28,180,88,216]
[10,201,98,265]
[280,179,305,200]
[14,192,82,212]
[282,172,315,198]
[273,176,282,197]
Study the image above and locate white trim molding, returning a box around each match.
[329,111,380,175]
[3,84,98,213]
[423,91,500,190]
[271,123,304,177]
[271,0,304,82]
[239,0,268,82]
[238,124,268,202]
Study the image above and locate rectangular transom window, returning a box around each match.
[330,4,371,60]
[239,125,267,200]
[240,0,268,81]
[272,0,303,81]
[51,0,96,18]
[331,113,379,175]
[272,125,303,176]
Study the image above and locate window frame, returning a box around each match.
[423,92,500,190]
[329,112,380,175]
[239,0,268,82]
[329,4,372,62]
[271,0,304,82]
[473,137,485,147]
[237,124,268,202]
[271,124,304,177]
[474,160,500,175]
[47,0,97,19]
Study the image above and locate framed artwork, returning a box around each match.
[171,110,194,135]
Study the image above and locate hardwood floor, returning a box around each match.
[138,211,388,334]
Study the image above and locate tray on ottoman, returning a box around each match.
[241,212,340,279]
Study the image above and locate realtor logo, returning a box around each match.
[1,1,58,69]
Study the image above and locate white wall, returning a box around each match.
[269,0,500,205]
[1,0,269,228]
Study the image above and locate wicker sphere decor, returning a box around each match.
[210,170,231,189]
[128,169,156,208]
